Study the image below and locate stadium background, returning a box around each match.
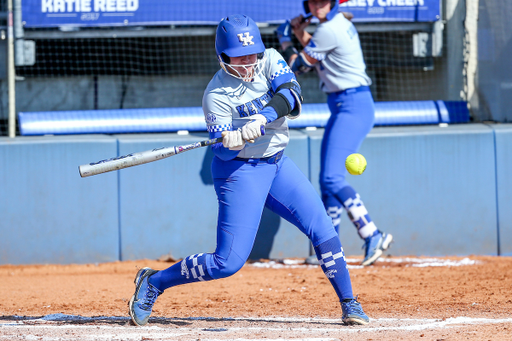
[0,0,511,265]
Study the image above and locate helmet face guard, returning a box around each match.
[218,53,267,82]
[303,0,341,21]
[215,14,266,82]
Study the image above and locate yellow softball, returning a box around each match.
[345,153,367,175]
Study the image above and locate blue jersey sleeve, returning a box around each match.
[208,130,241,161]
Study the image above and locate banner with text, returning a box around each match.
[342,0,440,22]
[22,0,440,28]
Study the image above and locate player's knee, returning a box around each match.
[320,176,348,195]
[303,211,339,245]
[209,253,245,279]
[320,178,338,195]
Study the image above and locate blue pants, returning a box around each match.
[209,154,338,278]
[151,155,340,284]
[150,152,355,299]
[320,87,375,236]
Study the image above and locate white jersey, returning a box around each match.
[304,12,371,93]
[203,48,293,159]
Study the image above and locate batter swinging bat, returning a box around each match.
[79,126,265,178]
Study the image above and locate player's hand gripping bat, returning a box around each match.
[79,126,265,178]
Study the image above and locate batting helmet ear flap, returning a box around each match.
[326,0,340,20]
[303,0,310,15]
[220,53,230,63]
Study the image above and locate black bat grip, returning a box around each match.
[301,14,313,23]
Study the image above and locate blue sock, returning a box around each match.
[149,253,214,292]
[313,236,354,301]
[336,186,377,239]
[336,185,357,203]
[322,193,343,235]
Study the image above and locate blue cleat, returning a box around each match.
[361,231,393,266]
[129,267,162,326]
[341,296,369,325]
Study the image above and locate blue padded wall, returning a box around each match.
[492,124,512,256]
[116,133,219,260]
[117,131,312,261]
[19,108,209,135]
[0,135,119,265]
[0,124,506,265]
[306,124,498,257]
[19,101,470,136]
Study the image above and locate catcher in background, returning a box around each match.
[275,0,393,266]
[129,13,369,327]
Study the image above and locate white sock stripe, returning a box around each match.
[324,260,335,268]
[190,266,208,281]
[359,222,377,239]
[332,251,343,260]
[348,205,369,221]
[327,206,343,218]
[189,253,204,260]
[344,194,363,208]
[182,254,210,281]
[320,251,332,260]
[319,249,345,268]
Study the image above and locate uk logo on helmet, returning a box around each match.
[237,32,254,46]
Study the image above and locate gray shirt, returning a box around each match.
[202,48,292,158]
[304,12,371,93]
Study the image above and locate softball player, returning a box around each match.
[275,0,393,266]
[129,14,369,327]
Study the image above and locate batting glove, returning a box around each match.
[241,114,267,142]
[221,130,246,151]
[275,20,292,44]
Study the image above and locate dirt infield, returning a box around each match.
[1,255,512,340]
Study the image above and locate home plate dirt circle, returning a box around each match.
[1,256,511,340]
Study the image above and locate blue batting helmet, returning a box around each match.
[303,0,340,21]
[215,14,266,62]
